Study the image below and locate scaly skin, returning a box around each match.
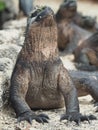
[74,32,98,71]
[10,6,96,124]
[69,70,98,101]
[73,12,97,32]
[56,0,98,71]
[56,0,91,52]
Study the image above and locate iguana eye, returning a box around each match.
[36,15,42,21]
[39,15,42,19]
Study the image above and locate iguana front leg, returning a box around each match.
[10,65,49,124]
[58,65,96,124]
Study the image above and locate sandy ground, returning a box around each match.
[1,0,98,130]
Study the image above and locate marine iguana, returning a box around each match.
[73,32,98,71]
[61,0,98,32]
[10,6,96,124]
[56,0,92,52]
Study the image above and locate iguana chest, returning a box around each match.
[25,60,64,109]
[28,62,59,95]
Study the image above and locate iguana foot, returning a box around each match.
[17,111,49,124]
[60,112,96,125]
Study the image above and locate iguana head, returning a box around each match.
[56,0,77,22]
[26,6,55,32]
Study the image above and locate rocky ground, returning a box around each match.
[0,0,98,130]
